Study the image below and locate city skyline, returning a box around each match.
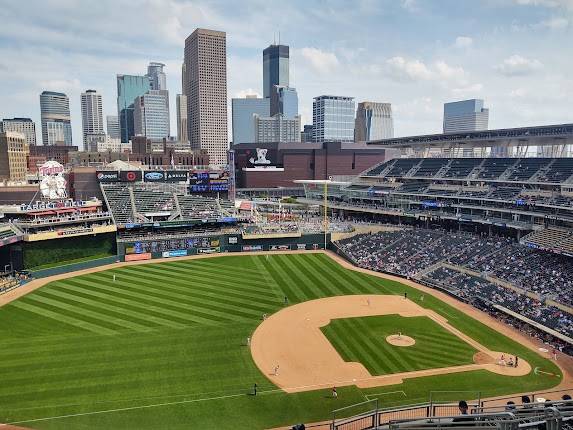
[0,0,572,147]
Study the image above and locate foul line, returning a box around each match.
[365,390,407,400]
[0,388,284,427]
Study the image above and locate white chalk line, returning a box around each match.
[0,389,283,426]
[365,390,407,400]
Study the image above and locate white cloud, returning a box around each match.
[495,55,544,76]
[514,0,573,8]
[386,57,433,81]
[401,0,419,12]
[452,83,484,96]
[454,36,473,48]
[510,88,528,98]
[299,47,339,74]
[538,17,569,28]
[385,57,465,83]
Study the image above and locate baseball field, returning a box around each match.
[0,252,565,429]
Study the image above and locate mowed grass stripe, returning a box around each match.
[59,278,241,325]
[118,264,278,301]
[9,301,117,335]
[46,282,195,328]
[314,254,385,294]
[112,272,277,306]
[283,254,340,297]
[291,254,347,296]
[147,261,270,289]
[264,256,308,302]
[250,255,284,301]
[167,259,264,277]
[95,272,275,320]
[23,294,151,332]
[338,318,400,374]
[353,317,419,373]
[276,254,324,300]
[38,287,187,330]
[302,254,362,295]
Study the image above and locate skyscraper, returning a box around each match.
[313,95,355,143]
[40,91,72,146]
[183,28,228,165]
[176,94,189,143]
[80,89,104,149]
[263,44,289,98]
[146,62,167,90]
[443,99,489,133]
[116,74,151,143]
[231,96,270,144]
[133,90,170,139]
[0,131,27,182]
[106,115,120,139]
[270,85,298,118]
[254,114,301,143]
[355,102,394,141]
[0,118,37,146]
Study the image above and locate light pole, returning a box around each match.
[324,180,328,250]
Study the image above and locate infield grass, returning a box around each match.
[321,315,477,375]
[0,253,562,429]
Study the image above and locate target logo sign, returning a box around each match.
[119,171,142,182]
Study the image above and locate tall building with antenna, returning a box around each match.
[263,43,289,99]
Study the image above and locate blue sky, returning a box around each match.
[0,0,571,147]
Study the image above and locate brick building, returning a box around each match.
[233,141,386,188]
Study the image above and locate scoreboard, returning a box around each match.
[189,171,229,193]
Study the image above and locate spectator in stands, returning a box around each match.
[452,400,473,422]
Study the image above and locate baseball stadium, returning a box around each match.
[0,126,573,429]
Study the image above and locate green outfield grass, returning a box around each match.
[0,253,562,429]
[321,315,477,375]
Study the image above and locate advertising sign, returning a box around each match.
[228,236,238,244]
[242,245,263,252]
[198,247,220,254]
[97,171,119,182]
[125,253,152,261]
[162,249,188,258]
[119,171,142,182]
[270,244,290,251]
[144,171,189,182]
[297,243,306,250]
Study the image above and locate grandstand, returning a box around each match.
[335,227,573,350]
[100,183,238,226]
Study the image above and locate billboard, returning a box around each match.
[189,170,229,193]
[242,245,263,252]
[270,244,290,251]
[125,253,151,262]
[97,171,142,182]
[162,249,188,258]
[97,171,119,182]
[119,171,142,182]
[144,171,188,183]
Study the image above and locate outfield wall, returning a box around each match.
[117,233,330,258]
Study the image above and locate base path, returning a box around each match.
[251,294,531,393]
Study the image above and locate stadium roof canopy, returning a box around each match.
[366,123,573,149]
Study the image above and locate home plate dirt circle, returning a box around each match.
[386,334,415,346]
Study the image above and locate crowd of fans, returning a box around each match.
[422,266,573,339]
[336,228,573,355]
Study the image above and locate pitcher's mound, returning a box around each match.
[386,334,415,347]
